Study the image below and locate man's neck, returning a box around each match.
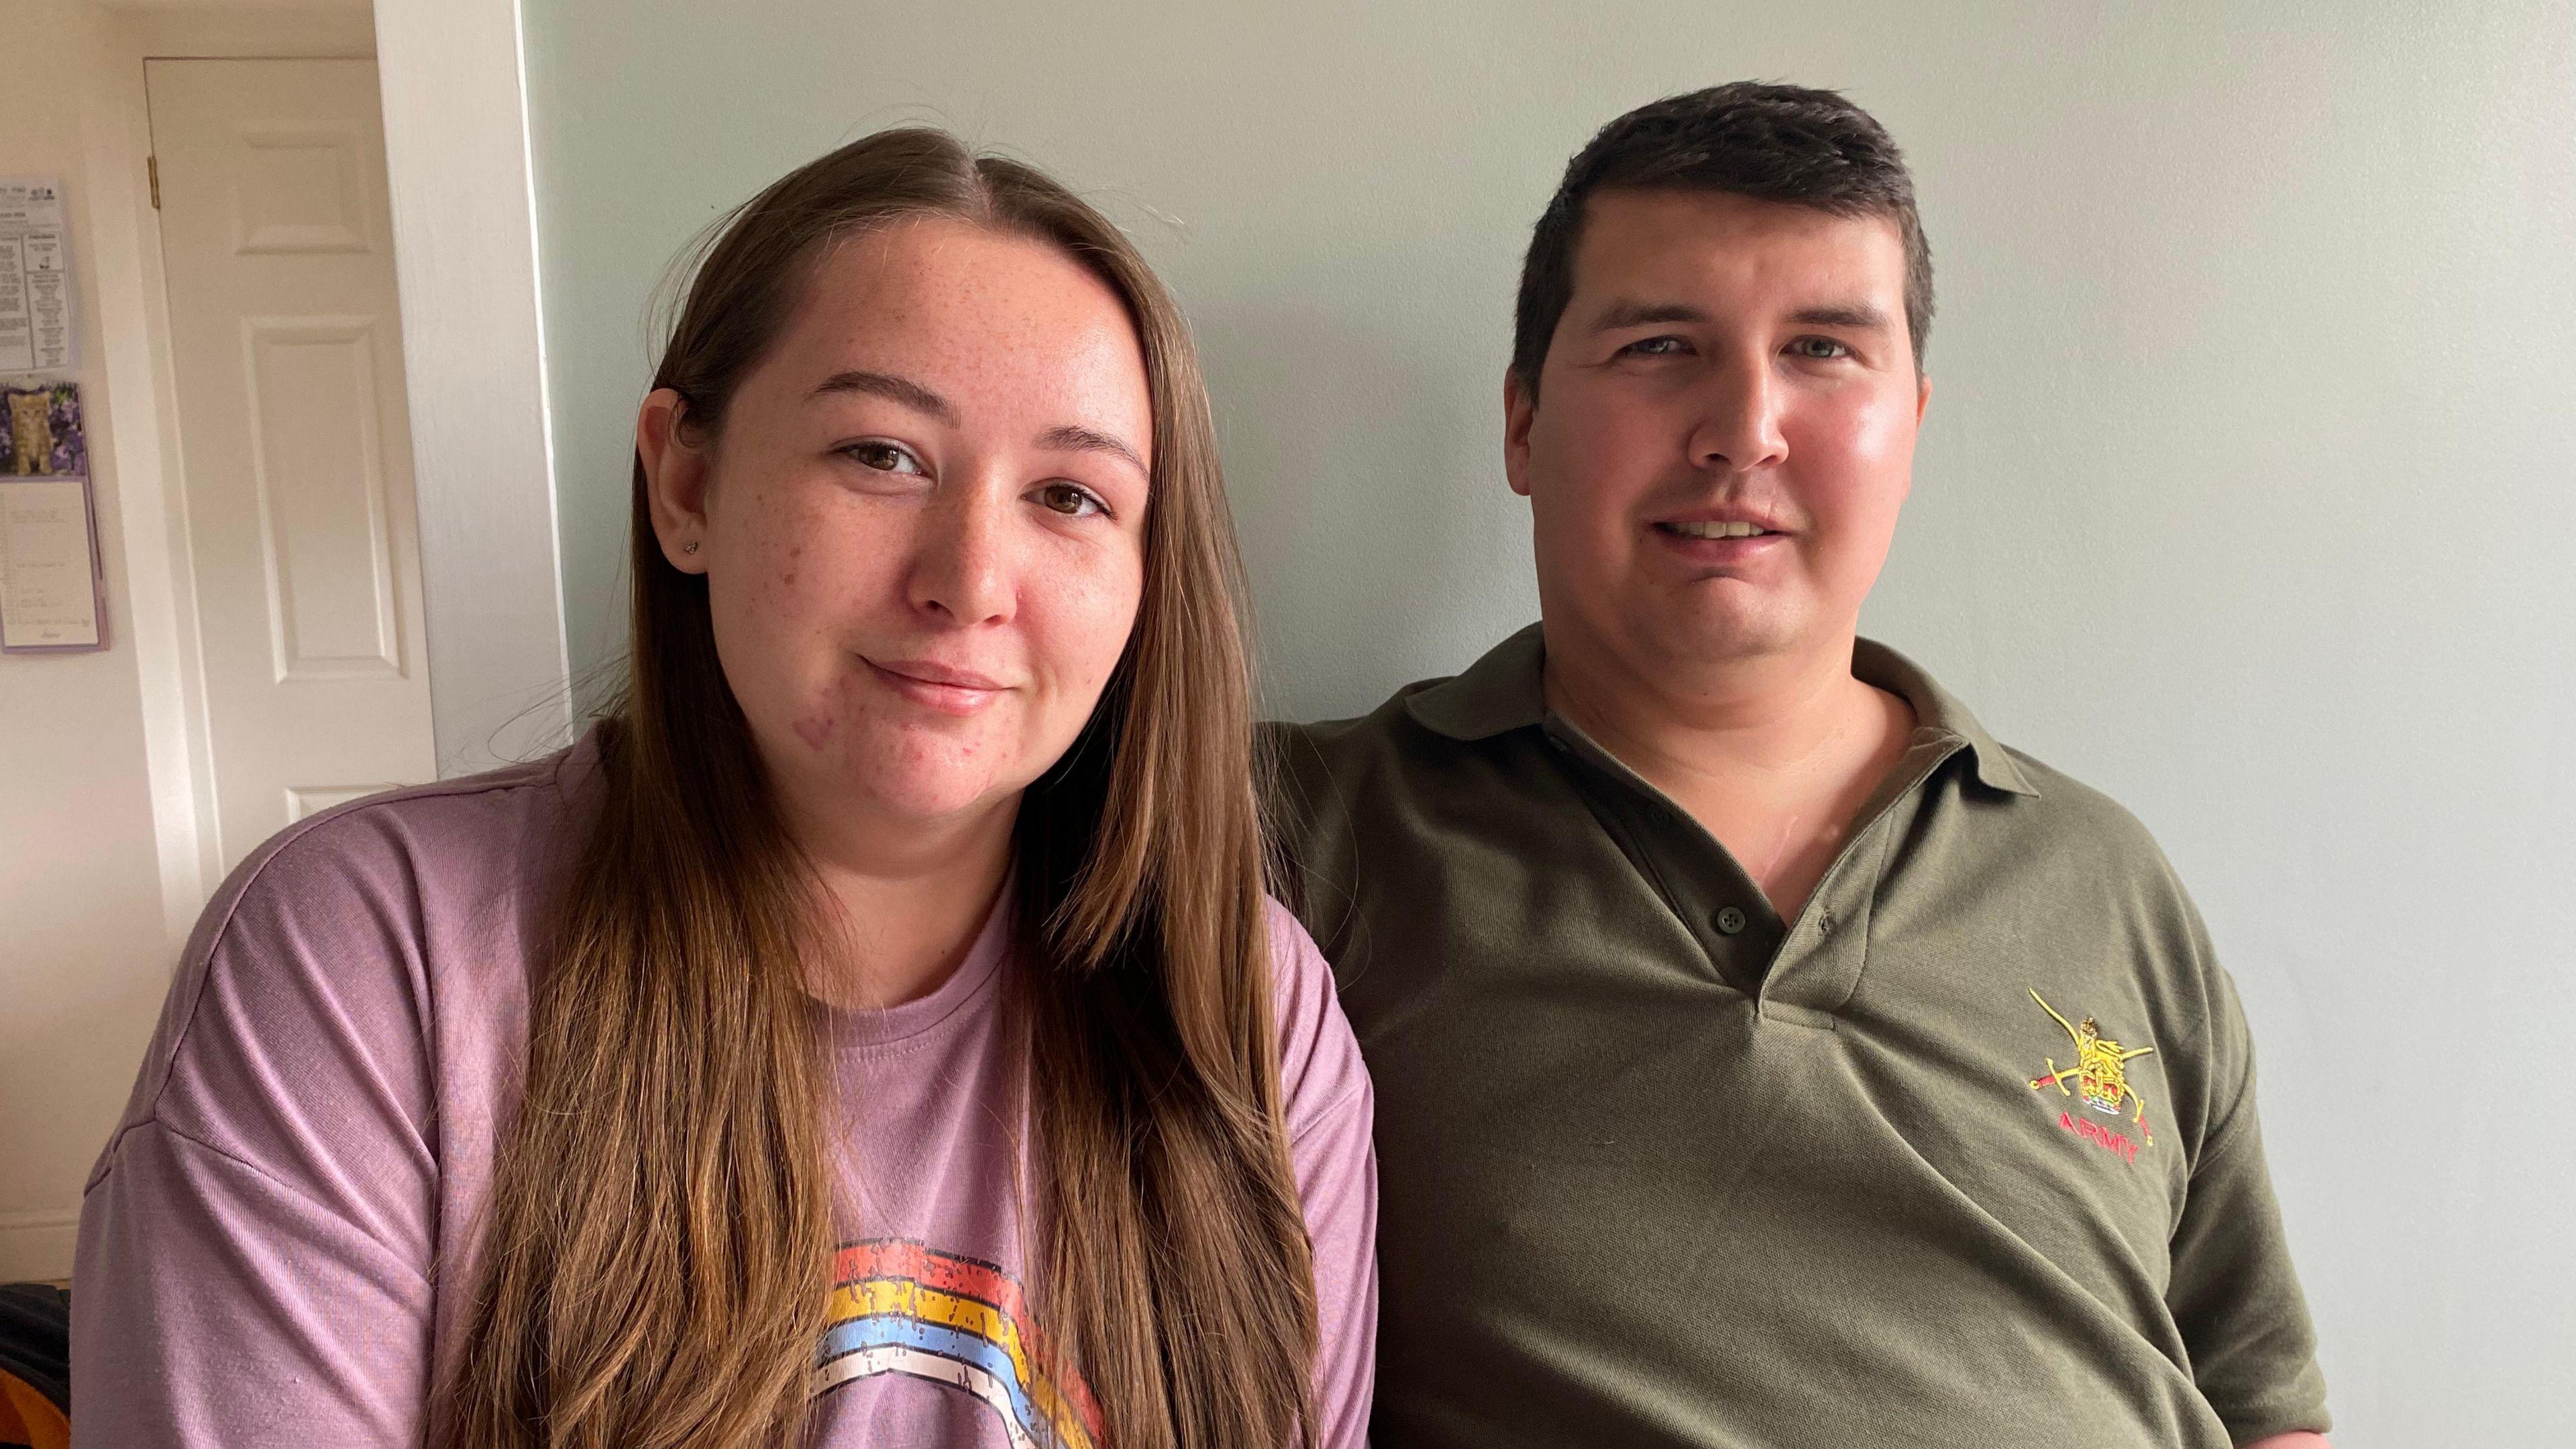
[1542,625,1916,920]
[1543,627,1864,764]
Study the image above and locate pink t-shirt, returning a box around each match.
[70,739,1377,1448]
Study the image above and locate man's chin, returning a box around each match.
[1628,604,1811,670]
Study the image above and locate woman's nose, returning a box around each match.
[908,487,1015,627]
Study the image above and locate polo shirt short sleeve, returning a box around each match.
[1265,624,2328,1449]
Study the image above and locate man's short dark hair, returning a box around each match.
[1512,81,1934,392]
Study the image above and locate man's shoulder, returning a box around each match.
[1266,677,1444,749]
[1953,739,2237,1030]
[1265,678,1470,802]
[1267,624,1552,800]
[1973,741,2189,892]
[1261,675,1510,955]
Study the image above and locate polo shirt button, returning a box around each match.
[1715,906,1748,935]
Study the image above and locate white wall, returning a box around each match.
[0,0,188,1280]
[0,0,378,1281]
[372,0,574,778]
[520,2,2575,1440]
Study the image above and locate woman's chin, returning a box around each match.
[755,711,1044,832]
[826,755,1026,830]
[873,780,1014,826]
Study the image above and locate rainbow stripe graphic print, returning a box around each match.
[813,1238,1102,1449]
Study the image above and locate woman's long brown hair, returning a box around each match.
[440,129,1318,1449]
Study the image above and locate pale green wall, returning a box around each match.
[521,3,2576,1440]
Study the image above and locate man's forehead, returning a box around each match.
[1568,187,1907,304]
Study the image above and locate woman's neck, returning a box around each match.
[781,789,1020,1010]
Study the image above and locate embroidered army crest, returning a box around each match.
[2027,989,2155,1155]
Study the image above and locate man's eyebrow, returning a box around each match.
[1788,303,1893,331]
[1587,300,1896,333]
[1036,423,1148,478]
[810,369,957,424]
[1590,299,1711,331]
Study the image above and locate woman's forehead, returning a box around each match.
[764,219,1152,442]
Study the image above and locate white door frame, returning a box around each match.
[77,3,389,945]
[75,0,572,922]
[372,0,572,777]
[8,0,388,1281]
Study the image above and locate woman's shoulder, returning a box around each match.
[189,742,594,979]
[1260,896,1371,1146]
[96,741,598,1185]
[246,740,594,896]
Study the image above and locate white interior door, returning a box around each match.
[148,58,435,869]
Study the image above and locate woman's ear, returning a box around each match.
[638,387,713,574]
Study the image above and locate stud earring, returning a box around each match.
[683,540,701,555]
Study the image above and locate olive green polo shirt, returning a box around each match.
[1267,624,2328,1449]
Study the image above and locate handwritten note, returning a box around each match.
[0,476,104,651]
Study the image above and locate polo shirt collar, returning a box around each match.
[1851,637,2039,797]
[1404,623,2039,798]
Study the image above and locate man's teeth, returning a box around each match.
[1666,520,1769,539]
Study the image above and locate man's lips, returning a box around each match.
[862,656,1010,716]
[1652,508,1790,540]
[1650,513,1790,564]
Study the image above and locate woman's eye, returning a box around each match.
[1034,482,1107,519]
[1787,336,1852,360]
[843,440,925,475]
[1621,335,1688,358]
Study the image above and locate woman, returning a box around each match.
[71,129,1375,1449]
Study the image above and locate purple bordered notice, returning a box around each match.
[0,380,107,653]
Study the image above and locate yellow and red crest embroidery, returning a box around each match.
[2027,989,2155,1161]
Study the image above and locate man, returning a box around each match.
[1269,83,2330,1448]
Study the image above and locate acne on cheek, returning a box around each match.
[792,714,835,751]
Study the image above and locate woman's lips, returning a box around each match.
[863,657,1008,716]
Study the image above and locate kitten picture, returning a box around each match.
[0,382,85,476]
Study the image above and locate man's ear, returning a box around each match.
[637,388,712,574]
[1915,371,1933,425]
[1503,367,1538,498]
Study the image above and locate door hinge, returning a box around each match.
[148,156,160,209]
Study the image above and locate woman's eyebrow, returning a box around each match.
[1037,423,1148,478]
[810,369,957,423]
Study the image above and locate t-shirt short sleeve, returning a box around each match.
[72,808,447,1448]
[1265,898,1379,1449]
[2165,946,2332,1441]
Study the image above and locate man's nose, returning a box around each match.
[908,484,1015,627]
[1686,358,1789,473]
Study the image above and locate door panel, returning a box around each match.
[244,317,405,678]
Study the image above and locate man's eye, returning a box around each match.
[1620,336,1689,358]
[1034,482,1107,519]
[1787,336,1852,360]
[843,440,925,475]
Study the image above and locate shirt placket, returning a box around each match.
[1539,715,1968,1022]
[1538,717,1784,996]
